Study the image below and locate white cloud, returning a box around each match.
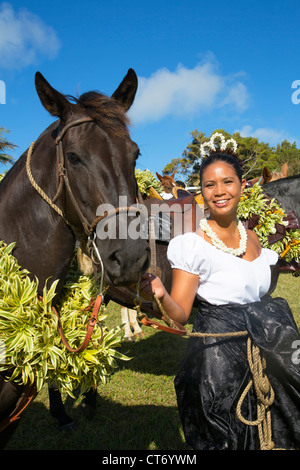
[220,81,249,112]
[236,125,294,145]
[129,61,249,124]
[0,2,61,69]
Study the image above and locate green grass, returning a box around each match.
[4,273,299,450]
[272,273,300,326]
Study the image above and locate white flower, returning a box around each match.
[224,138,238,153]
[200,219,247,257]
[199,132,238,158]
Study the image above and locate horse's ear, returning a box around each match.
[156,172,163,182]
[35,72,72,118]
[281,163,289,177]
[262,166,271,182]
[111,69,138,111]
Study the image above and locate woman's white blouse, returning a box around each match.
[167,232,278,306]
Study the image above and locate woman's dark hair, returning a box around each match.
[200,152,243,186]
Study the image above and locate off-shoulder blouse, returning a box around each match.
[167,232,278,306]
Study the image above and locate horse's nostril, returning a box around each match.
[109,250,121,265]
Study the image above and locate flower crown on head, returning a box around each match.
[200,132,238,158]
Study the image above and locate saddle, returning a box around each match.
[143,193,203,241]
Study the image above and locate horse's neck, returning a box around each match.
[0,142,76,296]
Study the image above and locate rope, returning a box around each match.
[25,141,70,224]
[153,294,248,338]
[236,337,281,450]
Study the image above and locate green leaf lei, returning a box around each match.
[237,184,300,266]
[0,242,129,397]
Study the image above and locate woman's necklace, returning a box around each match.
[200,219,247,257]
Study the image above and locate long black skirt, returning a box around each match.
[174,295,300,450]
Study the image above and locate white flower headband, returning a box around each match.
[200,132,238,158]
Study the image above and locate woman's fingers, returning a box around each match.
[139,273,165,300]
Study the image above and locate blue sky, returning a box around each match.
[1,0,300,177]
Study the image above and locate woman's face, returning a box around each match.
[201,161,246,218]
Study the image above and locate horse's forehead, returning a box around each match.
[67,118,132,149]
[270,173,281,181]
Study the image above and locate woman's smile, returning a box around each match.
[213,198,231,207]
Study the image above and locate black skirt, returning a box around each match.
[174,295,300,450]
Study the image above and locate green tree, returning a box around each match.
[274,140,300,175]
[163,129,300,185]
[0,127,16,166]
[232,132,274,179]
[163,129,208,186]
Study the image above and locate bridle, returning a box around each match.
[26,116,141,245]
[25,116,142,352]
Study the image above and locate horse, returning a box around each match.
[247,163,289,186]
[0,69,150,447]
[262,174,300,224]
[156,171,176,198]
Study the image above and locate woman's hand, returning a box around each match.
[139,269,199,325]
[139,272,166,301]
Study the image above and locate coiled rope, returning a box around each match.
[236,337,279,450]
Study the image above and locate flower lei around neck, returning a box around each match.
[200,219,248,257]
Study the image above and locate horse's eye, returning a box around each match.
[67,153,80,164]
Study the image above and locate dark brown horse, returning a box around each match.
[263,174,300,230]
[0,69,150,447]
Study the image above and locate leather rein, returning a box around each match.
[26,116,140,353]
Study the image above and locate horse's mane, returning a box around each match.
[67,91,130,138]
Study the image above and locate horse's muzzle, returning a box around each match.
[99,238,150,286]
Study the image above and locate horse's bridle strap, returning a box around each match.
[55,117,95,235]
[26,117,139,238]
[52,294,103,353]
[55,117,94,144]
[26,117,96,231]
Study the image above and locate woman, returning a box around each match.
[140,145,300,450]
